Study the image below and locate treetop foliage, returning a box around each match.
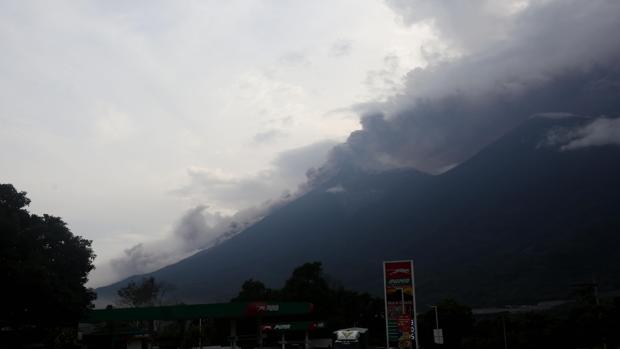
[0,183,96,329]
[232,262,385,334]
[117,276,173,307]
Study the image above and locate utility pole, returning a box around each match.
[199,318,203,349]
[501,315,508,349]
[431,305,443,345]
[592,278,607,349]
[572,278,607,349]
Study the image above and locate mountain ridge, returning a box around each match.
[97,116,620,307]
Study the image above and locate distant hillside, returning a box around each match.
[97,116,620,308]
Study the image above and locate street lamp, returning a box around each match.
[430,305,443,345]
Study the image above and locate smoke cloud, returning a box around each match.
[543,117,620,150]
[110,202,279,278]
[107,141,335,281]
[327,0,620,173]
[561,117,620,150]
[103,0,620,285]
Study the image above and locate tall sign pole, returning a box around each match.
[383,260,419,349]
[383,263,390,349]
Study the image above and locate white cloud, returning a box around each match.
[174,140,338,213]
[0,0,437,286]
[329,39,353,57]
[94,108,135,142]
[546,117,620,151]
[563,118,620,150]
[252,129,288,145]
[326,184,346,193]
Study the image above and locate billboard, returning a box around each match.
[383,260,418,349]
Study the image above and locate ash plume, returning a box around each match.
[106,141,335,282]
[110,201,287,280]
[103,0,620,285]
[326,0,620,174]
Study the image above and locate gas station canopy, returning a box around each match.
[84,302,314,322]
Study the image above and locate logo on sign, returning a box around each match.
[389,268,411,277]
[254,303,280,312]
[388,278,411,285]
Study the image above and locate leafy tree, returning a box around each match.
[117,276,172,307]
[420,298,473,349]
[231,279,274,301]
[329,287,385,335]
[232,261,385,344]
[281,261,331,304]
[0,184,96,341]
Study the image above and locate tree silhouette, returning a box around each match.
[0,183,96,341]
[281,261,331,303]
[231,279,274,301]
[117,276,173,307]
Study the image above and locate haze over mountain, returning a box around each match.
[101,0,620,287]
[94,0,620,306]
[97,115,620,307]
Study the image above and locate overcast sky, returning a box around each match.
[0,0,439,286]
[3,0,619,287]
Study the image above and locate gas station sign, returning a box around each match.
[383,260,418,349]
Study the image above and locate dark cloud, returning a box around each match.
[174,205,213,243]
[111,243,162,279]
[386,0,520,52]
[325,0,620,173]
[272,140,338,178]
[334,65,620,173]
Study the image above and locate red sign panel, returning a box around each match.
[384,260,418,349]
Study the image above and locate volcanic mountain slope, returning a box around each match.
[97,116,620,307]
